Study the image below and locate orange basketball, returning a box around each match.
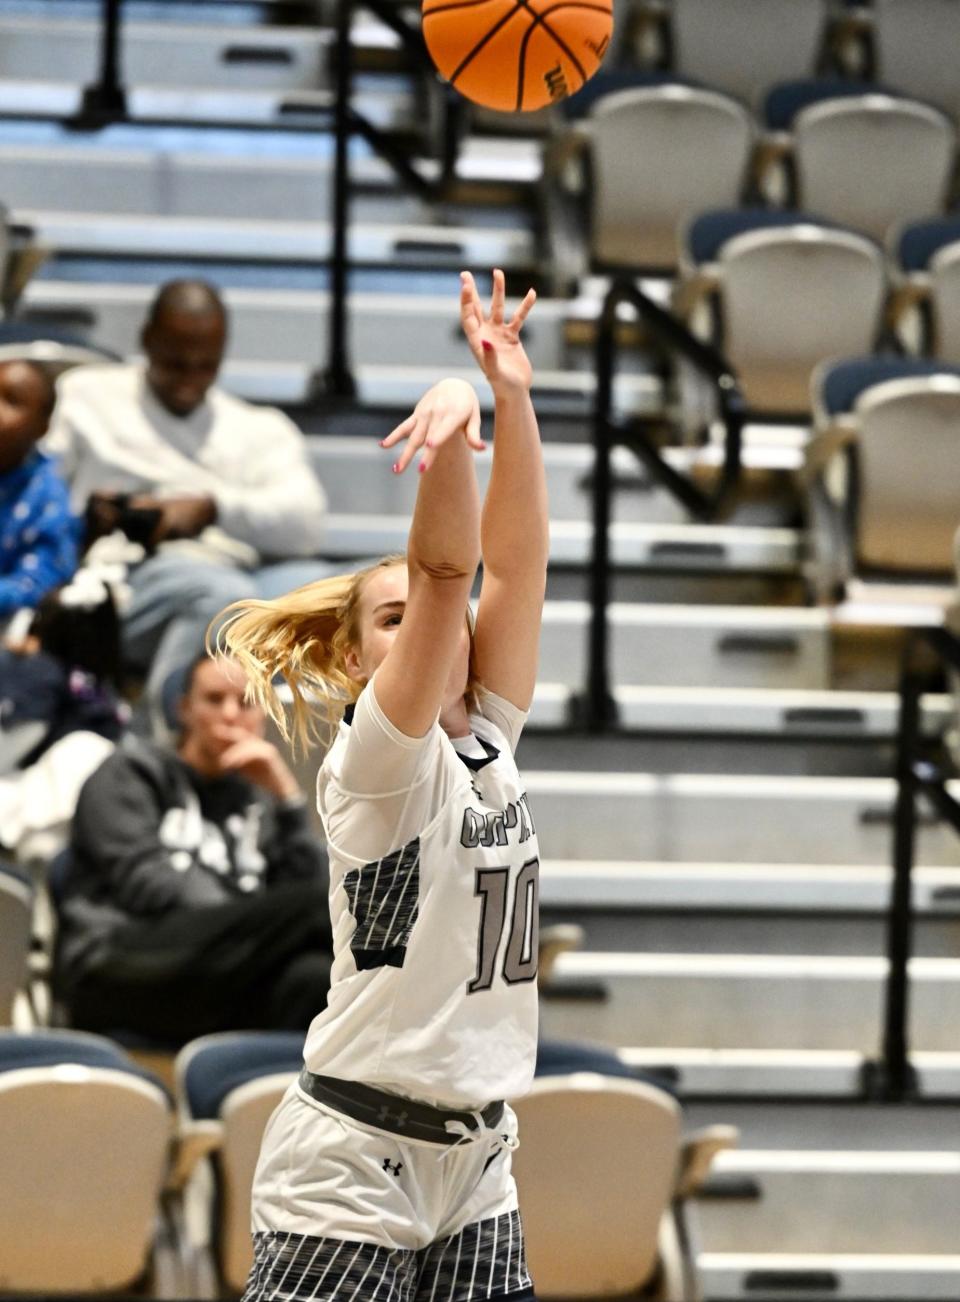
[422,0,613,113]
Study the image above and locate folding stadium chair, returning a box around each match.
[0,320,119,374]
[674,210,887,415]
[759,80,955,244]
[175,1030,305,1296]
[666,0,830,110]
[511,1073,737,1302]
[890,217,960,365]
[541,75,755,288]
[872,0,960,123]
[804,356,960,602]
[0,1028,201,1296]
[0,861,31,1025]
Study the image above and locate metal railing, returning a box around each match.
[864,623,960,1102]
[573,276,747,730]
[72,0,464,399]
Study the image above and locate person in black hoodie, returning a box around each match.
[54,652,332,1044]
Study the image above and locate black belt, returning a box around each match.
[298,1069,505,1146]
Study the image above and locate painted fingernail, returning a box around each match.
[419,462,427,473]
[481,340,494,352]
[379,439,387,447]
[425,438,434,448]
[392,463,400,473]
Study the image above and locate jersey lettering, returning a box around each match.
[460,794,536,849]
[468,856,540,994]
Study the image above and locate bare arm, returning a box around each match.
[463,270,548,710]
[373,379,483,738]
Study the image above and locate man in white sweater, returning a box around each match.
[47,279,332,724]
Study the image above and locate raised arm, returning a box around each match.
[372,378,483,738]
[462,269,548,710]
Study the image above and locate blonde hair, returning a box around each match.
[211,555,479,752]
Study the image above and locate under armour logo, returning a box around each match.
[376,1105,409,1128]
[382,1158,403,1177]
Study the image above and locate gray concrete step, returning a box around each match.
[541,951,960,1052]
[525,772,956,865]
[700,1253,960,1301]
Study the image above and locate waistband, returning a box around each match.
[297,1069,505,1145]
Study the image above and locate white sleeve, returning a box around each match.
[475,685,529,753]
[338,678,440,797]
[213,409,327,558]
[321,680,463,865]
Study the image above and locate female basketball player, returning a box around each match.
[219,268,547,1302]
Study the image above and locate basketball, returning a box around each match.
[421,0,613,114]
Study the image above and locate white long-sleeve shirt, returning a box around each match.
[46,363,327,563]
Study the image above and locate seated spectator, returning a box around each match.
[53,653,333,1046]
[46,279,332,726]
[0,359,77,631]
[0,578,126,863]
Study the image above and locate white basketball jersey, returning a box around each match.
[303,681,540,1110]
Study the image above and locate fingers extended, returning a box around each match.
[490,267,506,325]
[510,286,537,330]
[380,413,417,447]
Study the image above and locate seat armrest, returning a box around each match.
[886,274,931,342]
[802,417,859,486]
[675,1124,739,1200]
[753,131,793,201]
[672,266,721,322]
[542,123,591,196]
[166,1119,223,1193]
[537,924,585,988]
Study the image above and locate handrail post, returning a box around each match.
[572,280,624,731]
[864,634,924,1101]
[77,0,127,125]
[321,0,357,399]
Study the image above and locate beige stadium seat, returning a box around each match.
[175,1031,304,1295]
[0,865,31,1025]
[873,0,960,122]
[676,212,887,415]
[512,1073,737,1301]
[761,82,955,245]
[805,357,960,602]
[0,1030,182,1295]
[890,219,960,365]
[669,0,828,109]
[542,78,754,289]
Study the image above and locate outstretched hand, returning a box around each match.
[380,376,483,474]
[461,268,536,394]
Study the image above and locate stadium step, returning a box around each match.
[539,861,960,957]
[524,771,960,865]
[540,951,960,1052]
[323,517,802,571]
[700,1252,960,1301]
[697,1150,960,1255]
[538,603,829,690]
[529,684,951,734]
[617,1049,960,1100]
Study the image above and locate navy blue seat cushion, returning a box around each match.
[0,859,31,893]
[562,70,704,121]
[536,1039,678,1096]
[687,209,834,264]
[764,79,896,131]
[897,217,960,272]
[182,1031,304,1120]
[0,321,117,356]
[819,356,960,415]
[0,1029,170,1098]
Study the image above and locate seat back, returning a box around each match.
[0,867,31,1025]
[671,0,826,107]
[719,226,886,413]
[0,1063,172,1290]
[591,86,754,270]
[874,0,960,120]
[795,97,954,243]
[511,1073,682,1297]
[853,378,960,575]
[929,242,960,364]
[219,1072,296,1294]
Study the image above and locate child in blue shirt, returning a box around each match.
[0,360,77,622]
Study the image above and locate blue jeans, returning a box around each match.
[123,553,343,726]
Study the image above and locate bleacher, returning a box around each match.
[3,0,960,1299]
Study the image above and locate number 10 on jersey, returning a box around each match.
[468,857,540,993]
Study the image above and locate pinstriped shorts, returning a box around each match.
[242,1085,534,1302]
[242,1213,534,1302]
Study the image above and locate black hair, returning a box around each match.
[30,583,122,687]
